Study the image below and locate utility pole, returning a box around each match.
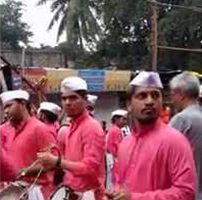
[150,0,158,71]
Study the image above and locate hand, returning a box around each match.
[106,188,130,200]
[37,152,58,168]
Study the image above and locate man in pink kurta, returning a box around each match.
[7,117,56,199]
[106,109,127,184]
[37,101,61,138]
[0,90,56,200]
[107,71,197,200]
[38,77,105,200]
[63,111,105,198]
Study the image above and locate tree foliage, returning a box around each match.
[40,0,202,71]
[97,0,202,71]
[158,0,202,71]
[37,0,102,51]
[0,0,33,49]
[96,0,151,70]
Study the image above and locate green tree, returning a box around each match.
[158,0,202,71]
[97,0,202,71]
[0,0,33,49]
[38,0,202,70]
[94,0,151,70]
[37,0,102,51]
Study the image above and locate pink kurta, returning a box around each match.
[45,122,58,138]
[0,122,15,151]
[0,148,17,182]
[106,125,123,183]
[7,117,56,199]
[57,125,69,156]
[106,125,123,158]
[117,120,197,200]
[64,112,105,200]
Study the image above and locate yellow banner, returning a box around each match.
[104,70,132,91]
[46,68,78,93]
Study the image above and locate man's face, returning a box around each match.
[129,87,163,124]
[61,91,86,118]
[4,100,24,125]
[117,116,127,128]
[86,104,94,116]
[170,88,184,110]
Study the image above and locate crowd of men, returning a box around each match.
[0,71,202,200]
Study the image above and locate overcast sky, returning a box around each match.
[21,0,65,47]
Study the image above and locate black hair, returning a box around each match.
[75,90,88,99]
[112,115,122,124]
[86,104,94,111]
[40,110,58,123]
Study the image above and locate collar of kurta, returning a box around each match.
[131,118,164,137]
[15,116,32,134]
[69,111,89,132]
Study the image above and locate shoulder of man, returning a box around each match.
[57,123,69,133]
[81,116,104,137]
[169,112,191,134]
[31,117,55,136]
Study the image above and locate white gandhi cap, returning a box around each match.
[87,94,98,106]
[130,71,163,89]
[38,102,61,116]
[0,90,30,106]
[111,109,128,118]
[61,76,87,93]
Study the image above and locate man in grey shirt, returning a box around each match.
[170,72,202,200]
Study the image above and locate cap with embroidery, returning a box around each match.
[61,76,87,93]
[111,109,128,118]
[38,102,61,116]
[130,71,163,89]
[87,94,98,106]
[0,90,30,106]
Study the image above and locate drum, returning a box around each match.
[49,185,80,200]
[0,182,29,200]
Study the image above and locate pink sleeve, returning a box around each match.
[57,126,68,156]
[1,149,17,181]
[35,124,57,152]
[67,123,105,177]
[130,138,196,200]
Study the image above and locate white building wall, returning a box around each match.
[94,92,119,129]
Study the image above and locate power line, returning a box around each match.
[147,0,202,13]
[158,45,202,53]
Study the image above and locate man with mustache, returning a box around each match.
[0,90,56,200]
[106,71,196,200]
